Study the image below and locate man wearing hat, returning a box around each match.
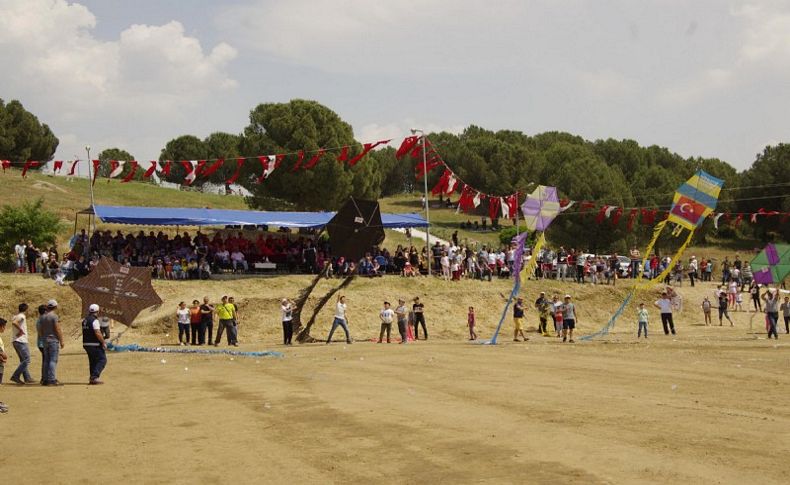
[39,299,64,386]
[534,292,550,337]
[82,304,107,385]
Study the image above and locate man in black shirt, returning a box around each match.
[412,297,427,340]
[199,296,214,345]
[82,304,107,385]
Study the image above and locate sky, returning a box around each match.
[2,0,789,171]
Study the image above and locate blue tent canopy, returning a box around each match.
[92,205,428,229]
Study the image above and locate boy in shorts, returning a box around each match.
[513,297,528,342]
[562,295,577,343]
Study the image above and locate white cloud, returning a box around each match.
[216,0,524,74]
[734,2,790,62]
[0,0,237,161]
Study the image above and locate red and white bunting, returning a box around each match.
[109,160,126,178]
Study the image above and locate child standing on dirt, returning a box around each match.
[702,297,712,326]
[467,307,477,340]
[378,301,394,343]
[637,303,649,339]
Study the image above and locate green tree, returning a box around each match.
[240,99,374,210]
[158,135,208,184]
[203,132,242,184]
[0,98,59,167]
[96,148,143,181]
[0,198,63,270]
[736,144,790,242]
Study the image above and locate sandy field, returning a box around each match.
[1,273,788,484]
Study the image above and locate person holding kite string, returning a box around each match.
[654,291,676,335]
[326,295,352,344]
[762,290,780,340]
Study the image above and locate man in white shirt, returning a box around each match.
[10,303,34,384]
[230,250,248,272]
[281,299,294,345]
[378,301,395,343]
[14,240,25,273]
[326,295,352,344]
[653,291,676,335]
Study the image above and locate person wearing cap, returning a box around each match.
[534,292,550,337]
[513,297,528,342]
[281,298,294,345]
[214,296,233,346]
[395,299,409,344]
[412,297,427,340]
[40,299,64,386]
[561,294,578,342]
[82,304,107,385]
[688,256,698,287]
[378,301,394,343]
[653,291,676,335]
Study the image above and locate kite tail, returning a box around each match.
[638,218,667,273]
[485,278,521,345]
[520,232,545,281]
[641,229,695,288]
[579,291,634,341]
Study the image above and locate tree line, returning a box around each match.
[2,98,787,249]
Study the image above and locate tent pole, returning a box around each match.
[413,130,431,277]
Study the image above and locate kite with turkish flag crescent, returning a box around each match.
[667,170,724,231]
[70,256,163,326]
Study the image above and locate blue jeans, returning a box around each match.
[326,318,351,343]
[638,322,648,337]
[84,346,107,380]
[767,312,779,339]
[11,341,33,382]
[43,338,60,383]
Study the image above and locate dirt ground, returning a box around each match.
[1,273,788,484]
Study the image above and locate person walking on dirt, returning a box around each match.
[513,297,528,342]
[654,291,676,335]
[326,295,352,344]
[535,292,550,336]
[412,297,427,340]
[467,306,477,340]
[702,297,712,326]
[561,295,577,343]
[82,304,107,385]
[716,290,733,326]
[10,303,34,385]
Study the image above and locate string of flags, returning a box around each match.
[1,138,393,186]
[2,135,787,230]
